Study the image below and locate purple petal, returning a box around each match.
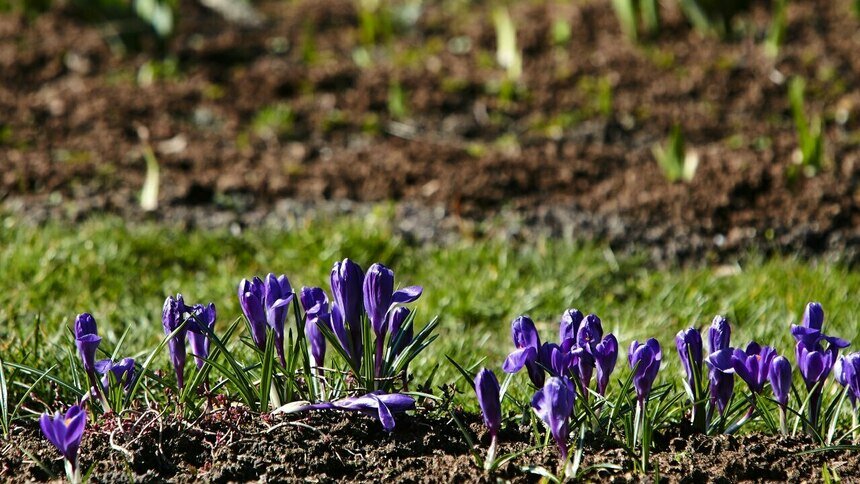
[391,286,423,304]
[370,395,396,431]
[503,347,537,373]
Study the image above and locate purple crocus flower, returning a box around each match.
[573,314,602,394]
[162,294,188,389]
[475,368,502,440]
[300,287,330,368]
[628,338,662,404]
[502,316,544,388]
[238,277,267,351]
[593,334,618,396]
[388,307,413,358]
[790,303,849,430]
[74,313,101,374]
[559,309,584,351]
[290,392,416,431]
[363,263,423,376]
[797,342,836,391]
[188,303,216,370]
[708,316,731,353]
[769,355,792,434]
[790,302,849,353]
[705,348,735,415]
[263,273,294,368]
[330,258,365,361]
[769,355,792,408]
[539,342,574,378]
[531,376,576,461]
[731,342,777,394]
[39,405,87,472]
[364,263,396,337]
[577,314,603,348]
[835,353,860,408]
[676,327,703,393]
[95,357,136,390]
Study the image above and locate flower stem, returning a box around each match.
[692,400,706,433]
[374,337,384,379]
[87,371,110,413]
[808,386,823,435]
[779,406,788,435]
[269,380,281,410]
[484,434,498,471]
[65,458,80,484]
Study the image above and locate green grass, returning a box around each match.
[0,209,857,412]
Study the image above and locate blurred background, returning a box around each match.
[2,0,860,264]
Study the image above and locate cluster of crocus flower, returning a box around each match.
[162,295,217,390]
[236,259,424,428]
[502,311,618,399]
[240,259,423,384]
[495,310,620,461]
[73,313,136,411]
[39,405,87,484]
[675,302,850,434]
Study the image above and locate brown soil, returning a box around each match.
[3,407,858,482]
[2,0,860,261]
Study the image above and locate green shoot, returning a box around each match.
[765,0,788,58]
[653,125,698,183]
[788,76,825,180]
[611,0,660,42]
[492,4,522,93]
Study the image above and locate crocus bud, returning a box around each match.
[475,368,502,439]
[675,327,703,393]
[768,355,792,407]
[559,309,584,350]
[731,342,777,394]
[238,277,267,350]
[263,273,294,367]
[162,295,188,389]
[705,349,735,415]
[502,316,543,388]
[330,258,365,356]
[531,376,576,461]
[593,334,618,396]
[628,338,662,403]
[708,316,731,353]
[802,302,824,330]
[364,263,395,337]
[188,303,216,370]
[301,287,330,368]
[74,313,101,373]
[39,405,87,469]
[74,313,97,338]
